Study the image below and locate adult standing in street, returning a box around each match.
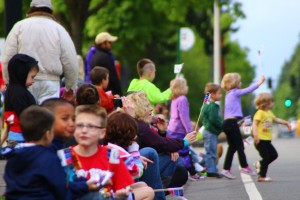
[90,32,122,95]
[2,0,78,104]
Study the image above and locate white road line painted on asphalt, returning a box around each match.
[240,171,263,200]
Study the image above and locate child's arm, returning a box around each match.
[274,118,291,131]
[177,97,193,133]
[236,75,265,96]
[0,126,8,147]
[257,75,265,87]
[252,119,260,144]
[145,82,171,105]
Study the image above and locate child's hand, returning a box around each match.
[287,123,292,132]
[115,188,130,199]
[257,75,265,86]
[254,136,260,145]
[86,179,102,191]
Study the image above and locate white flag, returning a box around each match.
[174,63,184,74]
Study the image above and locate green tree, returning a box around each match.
[0,1,257,120]
[0,0,5,37]
[53,0,109,54]
[273,41,300,119]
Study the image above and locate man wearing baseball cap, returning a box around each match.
[2,0,78,104]
[90,32,122,95]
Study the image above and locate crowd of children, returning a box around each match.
[0,3,291,197]
[0,0,295,199]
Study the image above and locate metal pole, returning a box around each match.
[177,27,181,64]
[213,0,221,84]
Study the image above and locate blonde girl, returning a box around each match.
[252,93,291,182]
[221,73,264,179]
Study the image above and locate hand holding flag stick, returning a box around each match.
[195,92,210,131]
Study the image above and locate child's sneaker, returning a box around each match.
[197,167,207,177]
[189,173,205,181]
[253,161,261,175]
[258,176,272,182]
[221,169,236,179]
[241,166,256,176]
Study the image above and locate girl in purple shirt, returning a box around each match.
[167,78,203,180]
[221,73,264,179]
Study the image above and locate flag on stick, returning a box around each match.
[174,63,184,78]
[154,187,184,197]
[195,92,210,131]
[257,49,264,75]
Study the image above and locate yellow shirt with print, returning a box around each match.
[253,110,275,140]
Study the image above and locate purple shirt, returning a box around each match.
[84,46,96,83]
[168,95,193,135]
[224,84,259,119]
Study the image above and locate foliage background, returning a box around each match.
[3,0,296,120]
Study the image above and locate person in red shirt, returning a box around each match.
[0,61,5,90]
[4,54,39,147]
[90,66,119,113]
[72,105,153,200]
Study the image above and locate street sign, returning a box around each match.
[180,27,195,51]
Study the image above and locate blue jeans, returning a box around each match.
[158,153,178,177]
[139,147,166,200]
[203,129,218,173]
[189,146,199,163]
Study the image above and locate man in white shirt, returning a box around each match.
[2,0,78,104]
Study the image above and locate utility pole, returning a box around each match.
[213,0,221,84]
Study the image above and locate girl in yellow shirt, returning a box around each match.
[252,93,291,182]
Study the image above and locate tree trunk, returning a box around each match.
[64,0,91,55]
[62,0,109,55]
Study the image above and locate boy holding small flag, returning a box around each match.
[200,83,223,178]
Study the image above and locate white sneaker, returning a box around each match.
[221,169,236,179]
[253,161,261,175]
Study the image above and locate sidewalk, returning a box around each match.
[0,161,5,196]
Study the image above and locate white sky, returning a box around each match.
[231,0,300,93]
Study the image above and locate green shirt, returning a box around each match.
[200,102,223,135]
[127,79,171,109]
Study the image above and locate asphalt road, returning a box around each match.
[183,136,300,200]
[0,135,299,200]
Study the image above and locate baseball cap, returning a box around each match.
[30,0,53,10]
[95,32,118,44]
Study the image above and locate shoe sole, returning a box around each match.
[240,171,256,176]
[258,178,272,182]
[221,174,236,179]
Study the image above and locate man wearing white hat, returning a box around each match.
[90,32,122,95]
[2,0,78,104]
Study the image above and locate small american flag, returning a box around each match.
[169,187,184,197]
[203,92,210,103]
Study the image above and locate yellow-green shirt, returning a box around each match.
[253,109,275,140]
[127,79,171,109]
